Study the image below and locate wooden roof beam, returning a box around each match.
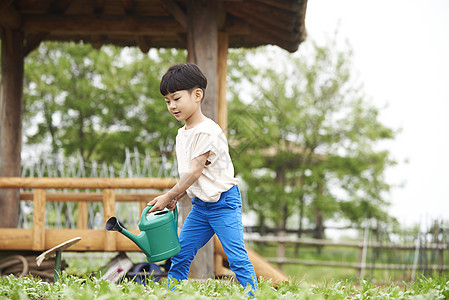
[249,28,299,52]
[136,35,150,53]
[218,0,227,30]
[227,2,295,31]
[0,1,21,29]
[121,0,136,15]
[93,0,105,14]
[0,0,13,11]
[226,6,300,43]
[90,34,104,50]
[223,17,251,35]
[24,32,48,56]
[49,0,74,14]
[17,0,38,8]
[255,0,300,12]
[159,0,187,29]
[21,15,185,35]
[22,0,75,56]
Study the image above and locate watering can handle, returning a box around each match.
[174,205,178,229]
[140,205,152,224]
[140,205,178,228]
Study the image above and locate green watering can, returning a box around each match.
[105,206,180,262]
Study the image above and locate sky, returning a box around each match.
[305,0,449,227]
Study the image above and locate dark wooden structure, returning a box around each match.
[0,0,308,279]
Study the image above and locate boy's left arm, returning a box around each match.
[148,151,209,212]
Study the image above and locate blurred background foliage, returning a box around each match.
[20,34,397,237]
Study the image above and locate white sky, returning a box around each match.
[305,0,449,227]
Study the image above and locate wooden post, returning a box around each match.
[357,245,363,277]
[217,32,228,133]
[77,201,88,229]
[185,0,220,279]
[103,189,116,251]
[32,189,46,251]
[0,28,24,228]
[139,201,147,214]
[359,221,370,278]
[277,230,286,271]
[187,0,218,121]
[438,247,444,276]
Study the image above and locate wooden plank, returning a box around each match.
[159,0,187,29]
[0,177,177,189]
[0,228,141,251]
[265,257,449,271]
[226,5,300,43]
[45,229,139,251]
[45,229,104,251]
[121,0,136,14]
[244,236,364,247]
[32,189,46,251]
[20,192,164,202]
[226,2,296,31]
[21,15,185,35]
[103,189,116,251]
[244,236,447,251]
[48,0,74,14]
[93,0,105,14]
[255,0,299,11]
[17,0,39,8]
[0,229,33,250]
[77,201,88,229]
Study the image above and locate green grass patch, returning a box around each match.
[1,273,448,299]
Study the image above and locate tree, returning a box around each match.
[23,42,186,167]
[227,37,397,236]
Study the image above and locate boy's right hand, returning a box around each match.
[148,194,171,213]
[166,199,177,211]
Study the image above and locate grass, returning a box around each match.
[1,272,449,299]
[4,246,446,299]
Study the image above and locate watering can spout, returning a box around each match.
[105,216,152,258]
[105,217,124,232]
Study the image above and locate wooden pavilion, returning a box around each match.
[0,0,308,279]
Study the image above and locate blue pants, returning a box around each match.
[168,185,257,290]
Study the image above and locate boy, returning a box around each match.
[148,63,257,292]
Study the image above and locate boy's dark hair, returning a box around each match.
[160,63,207,98]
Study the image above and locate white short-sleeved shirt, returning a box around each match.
[176,118,239,202]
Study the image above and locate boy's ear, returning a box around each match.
[194,88,203,102]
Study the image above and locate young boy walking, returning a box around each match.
[148,63,257,292]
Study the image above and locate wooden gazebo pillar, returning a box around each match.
[0,28,24,228]
[179,0,228,279]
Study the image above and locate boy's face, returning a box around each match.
[164,88,203,122]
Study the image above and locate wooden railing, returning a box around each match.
[244,235,449,276]
[0,177,176,252]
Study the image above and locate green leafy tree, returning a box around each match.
[228,38,397,236]
[24,42,186,166]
